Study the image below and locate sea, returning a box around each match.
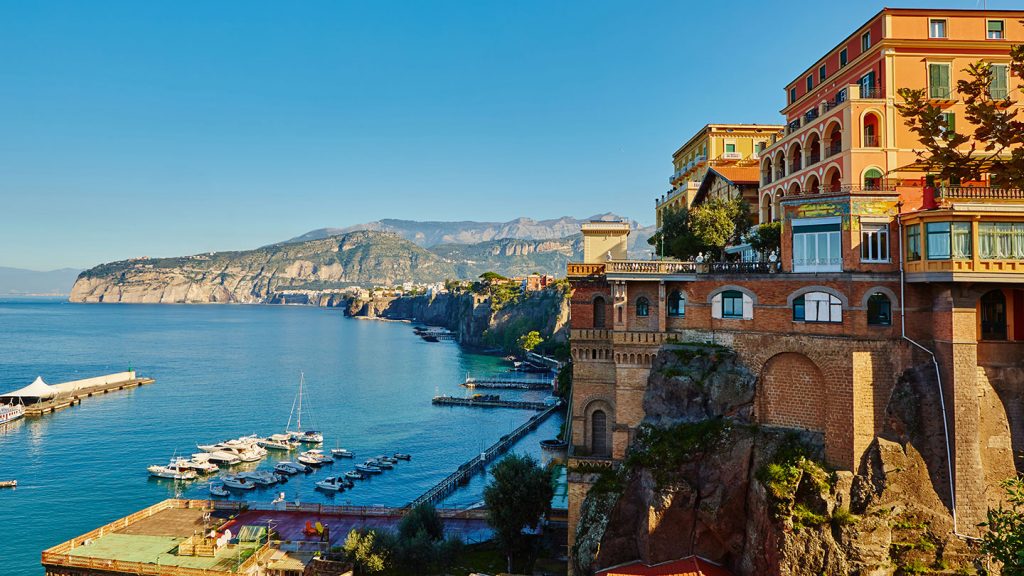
[0,297,562,575]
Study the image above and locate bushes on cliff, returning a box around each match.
[980,476,1024,574]
[756,435,833,529]
[625,420,730,487]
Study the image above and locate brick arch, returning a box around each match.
[583,398,614,457]
[757,352,827,433]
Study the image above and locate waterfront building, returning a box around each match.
[655,124,783,227]
[567,6,1024,558]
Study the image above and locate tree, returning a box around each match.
[483,454,555,568]
[896,41,1024,189]
[747,221,782,256]
[479,271,508,283]
[648,198,752,261]
[981,476,1024,574]
[518,331,543,352]
[342,529,388,575]
[398,503,445,542]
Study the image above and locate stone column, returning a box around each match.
[613,281,627,331]
[658,281,667,333]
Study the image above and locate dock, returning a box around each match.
[432,395,553,411]
[3,372,156,416]
[410,402,562,508]
[462,374,554,391]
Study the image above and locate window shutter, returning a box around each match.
[711,294,722,319]
[947,113,956,133]
[742,295,753,320]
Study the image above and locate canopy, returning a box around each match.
[0,376,57,404]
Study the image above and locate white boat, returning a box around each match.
[370,458,393,470]
[148,462,198,480]
[315,476,346,492]
[344,470,365,480]
[297,449,333,466]
[355,462,382,474]
[331,448,354,458]
[258,434,297,451]
[274,461,309,475]
[0,402,25,426]
[221,475,256,490]
[239,471,281,487]
[285,372,324,444]
[172,457,218,475]
[202,451,241,466]
[209,484,229,497]
[197,442,263,462]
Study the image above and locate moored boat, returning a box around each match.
[298,449,333,466]
[221,475,256,490]
[394,453,412,461]
[0,402,25,426]
[148,462,198,481]
[209,483,229,497]
[172,457,218,475]
[344,470,365,480]
[315,476,346,492]
[331,448,353,458]
[354,462,382,474]
[274,461,310,475]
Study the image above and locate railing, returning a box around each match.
[822,90,847,111]
[817,181,898,194]
[787,119,801,134]
[809,152,821,165]
[937,186,1024,200]
[566,263,606,277]
[709,261,781,274]
[606,260,697,274]
[827,142,842,157]
[580,221,631,231]
[860,86,884,99]
[570,329,611,341]
[804,108,819,122]
[863,135,878,147]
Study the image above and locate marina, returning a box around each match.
[462,373,555,390]
[0,371,155,416]
[432,394,557,411]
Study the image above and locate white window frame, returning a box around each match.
[861,31,871,52]
[860,222,890,263]
[792,217,843,273]
[798,292,843,323]
[929,19,947,39]
[987,20,1005,40]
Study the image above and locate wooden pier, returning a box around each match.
[432,395,553,411]
[462,374,554,391]
[23,377,155,416]
[410,402,563,508]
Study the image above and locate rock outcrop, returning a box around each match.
[573,344,981,576]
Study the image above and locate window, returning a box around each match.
[593,296,606,328]
[939,112,956,139]
[988,20,1005,40]
[979,222,1024,259]
[819,64,827,82]
[951,222,971,258]
[591,410,608,456]
[668,290,685,317]
[867,293,892,326]
[792,218,842,272]
[926,222,950,259]
[755,141,766,154]
[725,143,736,153]
[991,64,1009,100]
[861,31,871,52]
[806,75,814,91]
[929,63,951,99]
[863,168,884,190]
[860,71,876,97]
[635,297,650,317]
[793,292,843,323]
[840,48,848,67]
[981,290,1007,341]
[790,87,798,104]
[721,291,744,319]
[929,19,947,39]
[906,224,921,261]
[861,223,889,262]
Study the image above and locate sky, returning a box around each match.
[0,0,1015,270]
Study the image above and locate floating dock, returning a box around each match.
[432,395,553,411]
[411,402,562,508]
[462,374,554,391]
[6,372,156,416]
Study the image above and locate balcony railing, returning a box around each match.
[822,90,848,111]
[804,108,819,122]
[827,142,842,157]
[566,263,606,277]
[708,261,781,274]
[860,85,884,99]
[818,180,898,194]
[606,260,697,275]
[809,152,821,165]
[863,135,878,147]
[937,186,1024,200]
[787,119,801,134]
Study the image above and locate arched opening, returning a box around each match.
[773,190,785,221]
[668,290,686,317]
[867,292,892,326]
[805,174,821,195]
[774,150,786,179]
[762,158,774,185]
[863,168,884,191]
[862,112,881,147]
[807,132,822,165]
[759,352,826,433]
[787,181,802,198]
[591,409,609,456]
[824,166,842,194]
[980,290,1008,341]
[824,121,842,157]
[636,297,650,317]
[760,193,774,223]
[593,296,606,329]
[788,142,803,174]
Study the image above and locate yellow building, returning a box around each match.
[655,123,783,226]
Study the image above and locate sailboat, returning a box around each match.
[286,372,323,444]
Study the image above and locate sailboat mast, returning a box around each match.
[297,372,304,431]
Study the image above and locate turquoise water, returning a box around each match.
[0,298,561,575]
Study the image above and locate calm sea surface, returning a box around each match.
[0,298,561,575]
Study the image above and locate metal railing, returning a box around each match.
[804,108,819,122]
[863,135,878,147]
[787,119,801,134]
[860,86,884,99]
[708,261,781,274]
[606,260,697,274]
[938,186,1024,200]
[827,142,842,157]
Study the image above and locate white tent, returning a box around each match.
[0,376,57,404]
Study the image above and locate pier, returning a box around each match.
[462,373,554,390]
[432,395,553,410]
[410,402,562,508]
[1,372,155,416]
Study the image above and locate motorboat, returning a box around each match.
[221,475,256,490]
[172,457,218,475]
[239,471,281,487]
[209,484,229,497]
[378,455,398,464]
[344,470,365,480]
[148,462,198,481]
[0,402,25,426]
[315,476,346,492]
[370,458,393,470]
[394,453,412,461]
[198,442,264,462]
[355,462,382,474]
[257,436,296,451]
[331,448,354,458]
[202,451,241,466]
[298,449,333,466]
[290,430,324,444]
[274,461,310,475]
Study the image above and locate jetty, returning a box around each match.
[411,402,562,508]
[462,373,554,391]
[0,372,155,416]
[432,395,553,411]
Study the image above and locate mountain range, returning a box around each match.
[0,267,82,295]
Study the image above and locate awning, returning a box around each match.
[0,376,57,404]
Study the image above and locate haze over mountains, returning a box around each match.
[0,267,82,295]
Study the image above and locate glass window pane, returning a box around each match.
[951,222,972,259]
[927,222,951,259]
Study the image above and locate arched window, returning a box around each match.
[591,410,608,456]
[636,297,650,317]
[981,290,1007,341]
[721,290,744,319]
[793,291,843,323]
[863,168,884,190]
[593,296,606,329]
[867,293,892,326]
[668,290,686,317]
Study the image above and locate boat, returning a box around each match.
[0,401,25,426]
[172,457,218,475]
[202,451,241,466]
[344,470,365,480]
[331,448,354,458]
[393,453,412,461]
[370,458,393,470]
[285,372,324,444]
[148,462,198,481]
[274,461,310,475]
[238,471,281,487]
[221,475,256,490]
[209,484,229,497]
[355,462,382,474]
[0,480,17,489]
[378,455,398,464]
[257,436,296,451]
[315,476,346,492]
[298,449,333,466]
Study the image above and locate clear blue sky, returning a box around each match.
[0,0,1012,270]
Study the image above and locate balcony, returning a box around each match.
[606,260,697,275]
[804,108,819,122]
[937,186,1024,201]
[708,261,781,274]
[566,263,606,277]
[863,135,878,147]
[787,119,801,134]
[860,85,884,99]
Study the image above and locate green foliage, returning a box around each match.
[479,271,509,282]
[625,420,729,487]
[517,331,543,352]
[342,529,389,575]
[648,198,752,261]
[831,507,859,528]
[791,503,828,532]
[896,45,1024,189]
[483,454,555,561]
[746,221,781,255]
[756,435,832,522]
[980,476,1024,574]
[399,503,444,542]
[555,363,572,401]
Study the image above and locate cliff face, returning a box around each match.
[70,231,581,304]
[573,345,981,576]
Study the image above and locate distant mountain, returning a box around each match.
[0,267,81,295]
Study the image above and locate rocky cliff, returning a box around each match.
[573,345,982,575]
[70,231,581,304]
